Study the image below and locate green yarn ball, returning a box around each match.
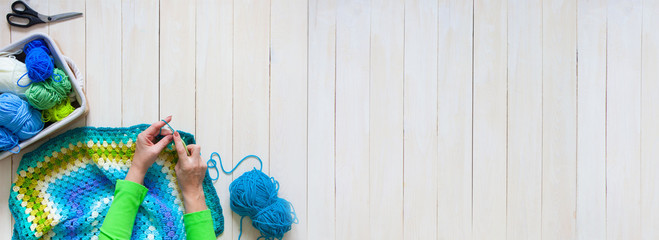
[41,98,74,122]
[25,68,71,110]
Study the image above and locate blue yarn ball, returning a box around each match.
[0,126,19,152]
[252,198,296,239]
[0,93,44,141]
[229,169,296,240]
[23,39,51,55]
[24,47,54,83]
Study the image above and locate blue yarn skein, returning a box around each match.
[210,153,298,240]
[0,126,19,153]
[0,93,44,141]
[23,39,51,55]
[21,39,54,86]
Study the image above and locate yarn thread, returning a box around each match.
[41,97,74,122]
[0,56,31,95]
[0,93,44,142]
[207,152,221,181]
[25,68,71,110]
[21,39,53,86]
[211,152,298,240]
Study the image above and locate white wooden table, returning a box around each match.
[1,0,658,239]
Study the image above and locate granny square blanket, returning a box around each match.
[9,125,224,240]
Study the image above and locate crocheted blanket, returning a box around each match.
[9,125,224,240]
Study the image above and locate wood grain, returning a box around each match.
[1,0,12,235]
[606,0,642,239]
[507,0,542,238]
[542,0,577,239]
[642,0,659,239]
[270,0,308,238]
[195,0,234,238]
[232,0,271,238]
[473,0,507,239]
[370,0,404,238]
[576,0,607,239]
[0,1,656,238]
[335,0,370,239]
[86,0,121,126]
[404,0,438,239]
[437,0,473,239]
[160,0,195,131]
[122,0,159,126]
[307,0,337,238]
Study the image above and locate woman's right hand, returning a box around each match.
[172,131,208,213]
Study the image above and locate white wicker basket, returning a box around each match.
[0,33,88,160]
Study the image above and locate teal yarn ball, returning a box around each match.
[229,169,297,240]
[25,68,71,110]
[0,93,43,141]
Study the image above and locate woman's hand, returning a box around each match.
[125,116,174,185]
[173,131,208,213]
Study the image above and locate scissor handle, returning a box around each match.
[11,1,39,16]
[6,13,44,28]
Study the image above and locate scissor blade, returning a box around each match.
[47,12,83,23]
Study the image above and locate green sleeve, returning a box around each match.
[99,180,148,240]
[183,209,216,240]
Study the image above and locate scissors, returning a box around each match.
[6,1,82,28]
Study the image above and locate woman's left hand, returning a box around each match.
[125,116,174,184]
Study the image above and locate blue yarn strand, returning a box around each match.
[52,72,63,82]
[9,144,20,154]
[211,152,263,174]
[16,72,30,87]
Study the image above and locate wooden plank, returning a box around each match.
[86,0,122,126]
[606,0,642,239]
[1,0,12,235]
[335,0,370,238]
[0,157,10,236]
[232,0,270,238]
[270,0,308,238]
[49,0,87,133]
[507,0,542,239]
[472,0,507,239]
[0,0,9,46]
[404,0,437,239]
[49,0,87,134]
[437,0,473,239]
[307,0,336,238]
[160,0,195,131]
[542,0,577,239]
[122,0,159,126]
[49,0,85,74]
[196,0,234,239]
[10,0,48,41]
[576,0,607,239]
[642,0,659,239]
[48,0,87,129]
[370,0,403,239]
